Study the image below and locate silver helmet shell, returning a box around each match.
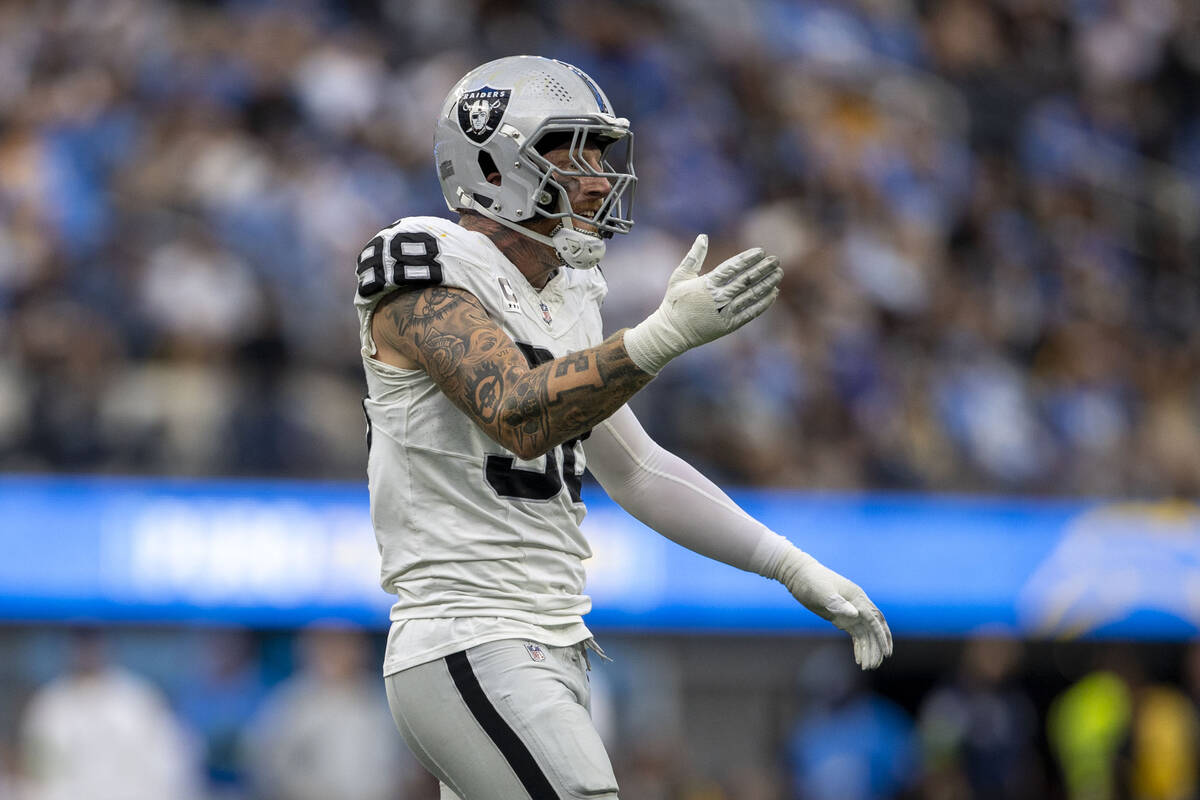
[434,56,636,268]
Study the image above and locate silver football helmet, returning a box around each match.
[434,56,636,269]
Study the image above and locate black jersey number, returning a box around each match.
[484,342,588,504]
[356,231,443,297]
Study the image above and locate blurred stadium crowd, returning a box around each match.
[3,0,1199,495]
[4,627,1200,800]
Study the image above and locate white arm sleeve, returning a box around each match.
[584,405,794,576]
[586,406,894,669]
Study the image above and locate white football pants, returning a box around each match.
[385,639,619,800]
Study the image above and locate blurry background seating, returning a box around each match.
[1,0,1197,496]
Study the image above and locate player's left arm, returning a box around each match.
[584,405,893,670]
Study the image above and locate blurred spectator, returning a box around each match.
[1182,640,1200,711]
[917,634,1044,800]
[17,628,200,800]
[785,645,917,800]
[175,629,269,799]
[1128,683,1198,800]
[1051,645,1200,800]
[243,625,421,800]
[1047,658,1135,800]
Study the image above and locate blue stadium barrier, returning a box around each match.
[2,475,1197,638]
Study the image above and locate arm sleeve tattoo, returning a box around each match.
[374,286,653,459]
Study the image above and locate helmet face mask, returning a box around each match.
[434,56,637,268]
[523,119,636,240]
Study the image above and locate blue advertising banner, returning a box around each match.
[2,476,1198,638]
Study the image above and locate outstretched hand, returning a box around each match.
[670,234,781,322]
[623,234,782,375]
[775,548,893,670]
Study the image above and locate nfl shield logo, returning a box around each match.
[457,86,511,145]
[524,642,546,662]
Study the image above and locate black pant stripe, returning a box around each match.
[445,650,558,800]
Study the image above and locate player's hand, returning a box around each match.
[622,234,782,374]
[776,548,893,670]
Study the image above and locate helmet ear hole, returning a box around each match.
[478,151,501,186]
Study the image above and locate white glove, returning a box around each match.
[623,234,782,375]
[772,547,893,670]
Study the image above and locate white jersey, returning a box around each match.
[354,216,608,675]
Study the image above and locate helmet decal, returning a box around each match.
[457,86,511,144]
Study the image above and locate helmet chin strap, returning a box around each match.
[464,196,606,270]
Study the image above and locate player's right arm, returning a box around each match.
[373,285,652,459]
[370,234,782,460]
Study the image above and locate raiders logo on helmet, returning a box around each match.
[457,86,511,144]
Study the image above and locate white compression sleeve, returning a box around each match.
[587,407,894,670]
[584,405,794,575]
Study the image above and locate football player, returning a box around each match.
[355,56,892,800]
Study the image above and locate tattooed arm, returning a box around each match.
[369,232,781,457]
[372,285,652,459]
